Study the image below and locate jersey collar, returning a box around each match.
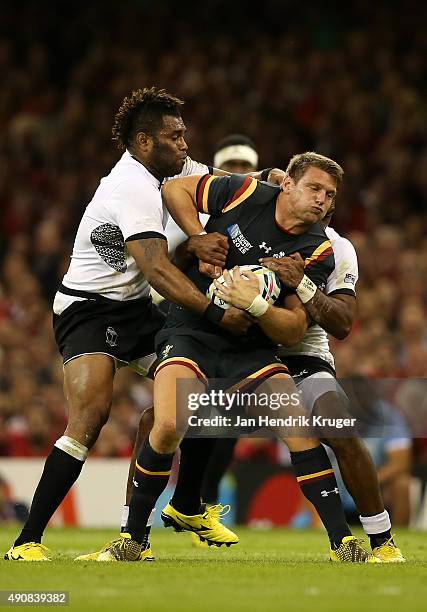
[123,150,162,190]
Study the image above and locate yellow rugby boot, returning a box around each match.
[191,532,209,548]
[75,533,149,562]
[372,537,406,563]
[4,542,52,561]
[330,536,381,563]
[161,502,238,547]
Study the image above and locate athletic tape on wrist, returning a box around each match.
[296,274,317,304]
[245,294,269,317]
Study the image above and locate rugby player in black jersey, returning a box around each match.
[221,195,405,562]
[102,152,380,562]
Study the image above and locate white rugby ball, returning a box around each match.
[206,264,282,310]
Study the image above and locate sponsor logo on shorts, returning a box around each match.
[162,344,173,359]
[294,369,309,378]
[106,326,118,347]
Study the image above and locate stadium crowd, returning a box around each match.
[0,0,426,501]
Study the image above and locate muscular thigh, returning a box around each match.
[63,354,115,447]
[64,354,115,407]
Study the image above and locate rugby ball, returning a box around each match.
[206,264,282,310]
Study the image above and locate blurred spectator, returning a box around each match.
[212,134,258,174]
[0,0,426,462]
[337,377,412,525]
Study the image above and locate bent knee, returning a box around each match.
[152,419,180,446]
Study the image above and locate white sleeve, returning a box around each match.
[107,179,166,241]
[164,157,210,182]
[326,236,358,295]
[163,158,210,252]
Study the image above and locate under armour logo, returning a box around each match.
[106,326,118,347]
[162,344,173,359]
[320,488,339,497]
[259,242,272,253]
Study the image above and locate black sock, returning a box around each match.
[369,530,393,549]
[128,439,174,544]
[200,438,238,505]
[15,446,84,546]
[171,437,217,515]
[291,445,351,549]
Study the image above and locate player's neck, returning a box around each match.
[275,208,310,235]
[130,151,166,182]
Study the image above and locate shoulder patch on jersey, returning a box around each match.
[196,175,216,213]
[90,223,126,272]
[344,273,357,285]
[222,176,258,213]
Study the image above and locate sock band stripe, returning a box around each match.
[54,436,88,462]
[135,461,171,477]
[296,468,334,483]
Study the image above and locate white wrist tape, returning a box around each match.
[198,230,207,235]
[245,294,269,317]
[296,274,317,303]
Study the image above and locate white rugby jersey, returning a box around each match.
[54,152,208,313]
[279,226,358,368]
[165,213,210,254]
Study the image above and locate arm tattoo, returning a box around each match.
[138,237,168,263]
[304,290,334,324]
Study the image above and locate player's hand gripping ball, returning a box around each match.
[207,264,282,309]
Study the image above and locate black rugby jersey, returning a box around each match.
[165,174,335,346]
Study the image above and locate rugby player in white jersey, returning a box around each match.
[5,88,278,562]
[255,201,405,562]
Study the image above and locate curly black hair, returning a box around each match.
[112,87,185,150]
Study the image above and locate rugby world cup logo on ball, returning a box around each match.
[207,265,282,309]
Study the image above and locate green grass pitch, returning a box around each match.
[1,527,427,611]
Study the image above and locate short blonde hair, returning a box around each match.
[286,152,344,183]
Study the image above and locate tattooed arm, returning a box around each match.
[260,252,356,340]
[126,237,251,334]
[300,291,356,339]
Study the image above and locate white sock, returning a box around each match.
[121,505,129,529]
[359,510,391,535]
[55,436,88,461]
[147,508,156,527]
[121,506,155,530]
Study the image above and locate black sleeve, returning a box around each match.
[196,173,258,217]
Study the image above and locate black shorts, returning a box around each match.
[53,287,165,368]
[281,355,336,384]
[155,326,289,384]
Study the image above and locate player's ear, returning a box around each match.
[281,174,294,193]
[135,131,153,152]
